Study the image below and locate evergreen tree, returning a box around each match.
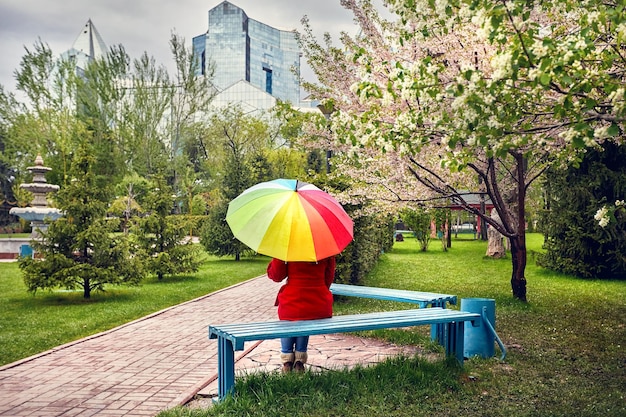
[200,148,253,261]
[20,145,144,298]
[200,202,248,260]
[539,142,626,279]
[306,149,324,174]
[133,176,200,280]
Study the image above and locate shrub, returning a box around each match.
[538,141,626,279]
[335,211,394,284]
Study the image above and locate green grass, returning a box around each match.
[2,235,624,416]
[159,234,625,417]
[0,253,269,365]
[206,356,464,416]
[0,233,30,238]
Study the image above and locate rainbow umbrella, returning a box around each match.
[226,179,353,262]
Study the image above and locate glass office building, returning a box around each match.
[60,19,108,78]
[193,1,301,105]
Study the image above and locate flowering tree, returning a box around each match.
[299,0,625,300]
[300,0,626,300]
[595,201,626,228]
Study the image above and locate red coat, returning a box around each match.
[267,257,336,321]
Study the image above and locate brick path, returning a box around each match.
[0,276,417,416]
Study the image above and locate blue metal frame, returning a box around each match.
[209,308,480,401]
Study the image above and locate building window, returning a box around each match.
[263,66,272,95]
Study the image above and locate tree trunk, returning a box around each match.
[446,213,452,248]
[486,209,506,258]
[509,235,527,301]
[83,278,91,299]
[509,153,528,301]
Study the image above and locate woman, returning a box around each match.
[267,256,336,372]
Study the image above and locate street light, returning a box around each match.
[316,102,335,174]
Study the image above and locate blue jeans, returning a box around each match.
[281,336,309,353]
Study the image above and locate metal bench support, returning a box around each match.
[209,308,480,400]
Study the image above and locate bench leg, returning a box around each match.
[444,322,465,364]
[431,323,447,344]
[217,337,236,401]
[430,302,446,343]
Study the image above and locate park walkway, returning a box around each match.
[0,275,417,416]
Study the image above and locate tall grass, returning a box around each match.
[0,254,268,366]
[159,233,625,417]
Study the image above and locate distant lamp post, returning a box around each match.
[316,102,335,174]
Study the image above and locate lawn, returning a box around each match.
[0,253,269,366]
[159,233,625,417]
[0,233,30,238]
[1,235,624,416]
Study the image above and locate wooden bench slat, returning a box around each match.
[329,283,457,307]
[209,307,480,400]
[210,309,478,346]
[211,307,472,340]
[329,284,458,343]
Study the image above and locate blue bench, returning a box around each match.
[208,307,481,400]
[329,283,457,308]
[330,283,457,341]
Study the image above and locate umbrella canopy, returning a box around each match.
[226,179,353,262]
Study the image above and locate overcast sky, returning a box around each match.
[0,0,388,96]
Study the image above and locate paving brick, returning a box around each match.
[0,275,420,416]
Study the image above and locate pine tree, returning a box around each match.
[134,176,200,280]
[20,145,144,298]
